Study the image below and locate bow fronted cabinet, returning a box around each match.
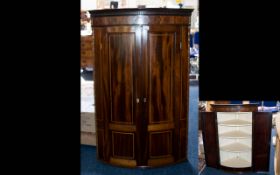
[89,8,193,168]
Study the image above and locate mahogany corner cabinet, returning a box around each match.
[89,8,193,168]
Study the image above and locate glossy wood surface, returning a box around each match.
[95,26,140,164]
[81,35,94,68]
[210,103,258,112]
[90,8,192,27]
[143,25,186,165]
[90,8,193,168]
[252,112,272,172]
[201,112,219,168]
[90,8,193,17]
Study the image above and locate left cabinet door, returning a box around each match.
[94,26,142,167]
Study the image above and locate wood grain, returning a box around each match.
[91,8,192,167]
[252,112,272,171]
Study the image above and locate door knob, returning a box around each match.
[136,98,140,103]
[143,98,147,103]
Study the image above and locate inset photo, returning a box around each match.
[198,100,279,174]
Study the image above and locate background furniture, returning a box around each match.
[81,35,94,69]
[201,104,272,172]
[81,10,94,69]
[90,8,193,168]
[205,101,231,112]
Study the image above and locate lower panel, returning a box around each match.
[149,131,172,158]
[112,131,135,159]
[148,156,174,166]
[219,166,252,172]
[97,129,104,159]
[180,128,187,159]
[110,157,137,167]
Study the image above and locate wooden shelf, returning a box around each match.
[218,119,251,126]
[221,157,251,168]
[219,130,251,138]
[220,142,251,152]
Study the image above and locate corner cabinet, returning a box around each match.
[201,104,272,172]
[89,8,193,168]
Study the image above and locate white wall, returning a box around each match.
[81,0,197,9]
[182,0,199,29]
[81,0,96,10]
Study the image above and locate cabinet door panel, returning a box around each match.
[99,26,141,165]
[143,25,184,164]
[147,29,175,123]
[109,32,135,124]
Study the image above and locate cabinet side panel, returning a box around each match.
[94,27,111,161]
[201,112,219,168]
[180,25,189,159]
[252,112,272,172]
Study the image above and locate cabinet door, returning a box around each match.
[252,112,272,171]
[95,26,142,167]
[142,25,187,166]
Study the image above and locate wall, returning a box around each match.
[81,0,198,11]
[81,0,96,10]
[183,0,198,29]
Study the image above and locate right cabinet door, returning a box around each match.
[252,112,272,171]
[142,25,188,166]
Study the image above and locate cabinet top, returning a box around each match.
[210,103,259,112]
[89,8,193,17]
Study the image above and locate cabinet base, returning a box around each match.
[97,157,187,168]
[110,157,137,167]
[219,165,252,173]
